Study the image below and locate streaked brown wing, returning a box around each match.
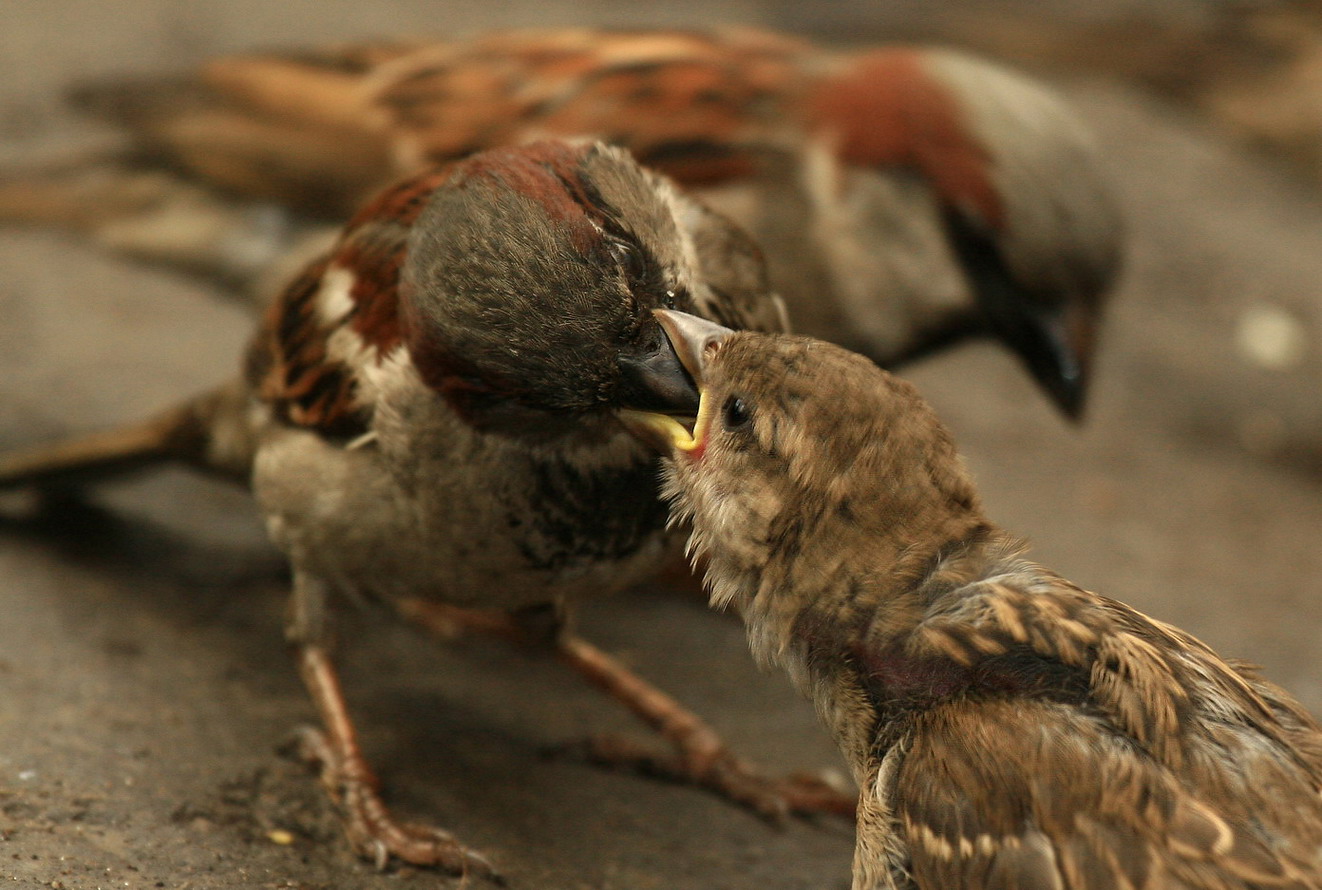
[371,28,810,185]
[248,167,456,436]
[896,699,1312,890]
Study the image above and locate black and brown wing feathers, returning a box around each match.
[248,167,455,437]
[869,577,1322,889]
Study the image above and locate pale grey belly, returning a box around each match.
[253,425,672,612]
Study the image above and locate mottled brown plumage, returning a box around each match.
[0,142,855,878]
[0,26,1122,415]
[626,311,1322,889]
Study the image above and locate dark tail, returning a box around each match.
[0,381,256,491]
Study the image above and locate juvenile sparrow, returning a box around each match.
[2,27,1122,416]
[0,141,855,877]
[624,311,1322,889]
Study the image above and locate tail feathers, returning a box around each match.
[0,157,329,294]
[67,51,402,216]
[0,382,257,491]
[0,153,178,231]
[67,41,416,128]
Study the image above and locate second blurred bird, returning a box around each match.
[1,26,1123,416]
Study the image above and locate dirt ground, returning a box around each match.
[1,2,1320,889]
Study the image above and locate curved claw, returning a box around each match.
[291,725,504,882]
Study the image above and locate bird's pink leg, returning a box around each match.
[399,600,856,821]
[295,645,502,880]
[557,635,856,820]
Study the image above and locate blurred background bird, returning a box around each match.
[0,27,1123,418]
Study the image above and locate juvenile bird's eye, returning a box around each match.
[722,395,751,430]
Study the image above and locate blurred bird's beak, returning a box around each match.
[618,309,734,454]
[976,285,1097,421]
[943,210,1102,420]
[1004,298,1095,421]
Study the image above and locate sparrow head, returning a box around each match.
[623,310,984,606]
[400,140,782,436]
[919,48,1121,421]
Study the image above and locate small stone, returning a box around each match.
[1236,304,1309,370]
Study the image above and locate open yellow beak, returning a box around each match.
[618,385,716,454]
[618,408,699,452]
[616,309,734,455]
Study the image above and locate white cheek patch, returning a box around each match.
[315,265,357,325]
[353,345,419,408]
[315,264,424,409]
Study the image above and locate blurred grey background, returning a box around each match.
[1,2,1320,888]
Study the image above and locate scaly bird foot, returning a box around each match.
[292,726,504,881]
[396,602,858,822]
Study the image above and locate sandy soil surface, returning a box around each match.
[1,3,1319,889]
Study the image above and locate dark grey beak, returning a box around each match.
[617,310,736,451]
[943,208,1103,421]
[616,310,735,414]
[616,319,702,414]
[651,309,735,391]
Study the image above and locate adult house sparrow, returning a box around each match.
[1,27,1122,416]
[0,141,859,877]
[623,310,1322,889]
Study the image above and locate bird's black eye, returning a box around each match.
[722,395,751,430]
[608,239,647,283]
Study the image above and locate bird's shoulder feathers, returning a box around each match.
[246,167,455,438]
